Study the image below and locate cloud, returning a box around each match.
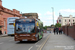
[39,16,54,26]
[44,11,52,16]
[38,13,41,16]
[59,9,75,13]
[38,11,58,26]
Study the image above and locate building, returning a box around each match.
[57,15,75,26]
[0,0,22,34]
[22,13,38,19]
[47,27,54,32]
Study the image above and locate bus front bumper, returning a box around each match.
[15,36,37,41]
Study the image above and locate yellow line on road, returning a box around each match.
[37,34,51,50]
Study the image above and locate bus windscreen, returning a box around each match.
[15,19,35,34]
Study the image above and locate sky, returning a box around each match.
[2,0,75,26]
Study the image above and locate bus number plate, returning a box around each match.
[22,39,27,41]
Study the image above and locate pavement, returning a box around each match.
[42,33,75,50]
[0,34,8,37]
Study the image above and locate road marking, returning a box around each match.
[0,42,3,44]
[37,34,51,50]
[28,46,33,50]
[36,45,41,47]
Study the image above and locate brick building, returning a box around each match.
[22,13,38,19]
[0,0,22,34]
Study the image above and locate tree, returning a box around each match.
[43,26,50,30]
[51,24,55,27]
[55,23,61,27]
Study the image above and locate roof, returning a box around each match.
[22,13,38,16]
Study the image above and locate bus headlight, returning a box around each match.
[33,34,38,37]
[15,35,18,37]
[15,35,17,36]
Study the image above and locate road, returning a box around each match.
[0,33,50,50]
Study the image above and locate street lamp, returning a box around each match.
[51,7,54,25]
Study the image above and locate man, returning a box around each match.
[53,28,56,34]
[56,27,59,34]
[60,28,62,34]
[0,30,2,35]
[59,27,61,34]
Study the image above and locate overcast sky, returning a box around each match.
[2,0,75,26]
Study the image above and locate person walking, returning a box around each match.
[60,28,62,34]
[53,28,56,34]
[56,27,59,34]
[0,30,2,35]
[59,27,61,34]
[59,27,62,34]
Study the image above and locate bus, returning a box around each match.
[7,17,19,36]
[14,18,43,41]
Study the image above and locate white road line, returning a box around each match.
[28,46,33,50]
[0,42,3,44]
[36,45,41,47]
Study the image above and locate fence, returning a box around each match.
[62,25,75,40]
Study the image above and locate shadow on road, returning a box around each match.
[16,39,41,44]
[16,41,37,44]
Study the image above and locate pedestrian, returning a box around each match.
[59,27,61,34]
[53,28,56,34]
[60,28,62,34]
[56,27,59,34]
[59,27,62,34]
[0,30,2,35]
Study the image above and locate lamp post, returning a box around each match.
[51,7,54,25]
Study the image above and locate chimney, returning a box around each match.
[0,0,2,6]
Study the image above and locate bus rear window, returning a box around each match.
[8,18,15,22]
[9,23,14,25]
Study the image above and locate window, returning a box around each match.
[59,20,61,22]
[69,19,70,22]
[65,19,66,22]
[73,20,74,22]
[16,22,35,33]
[4,19,6,29]
[8,18,15,22]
